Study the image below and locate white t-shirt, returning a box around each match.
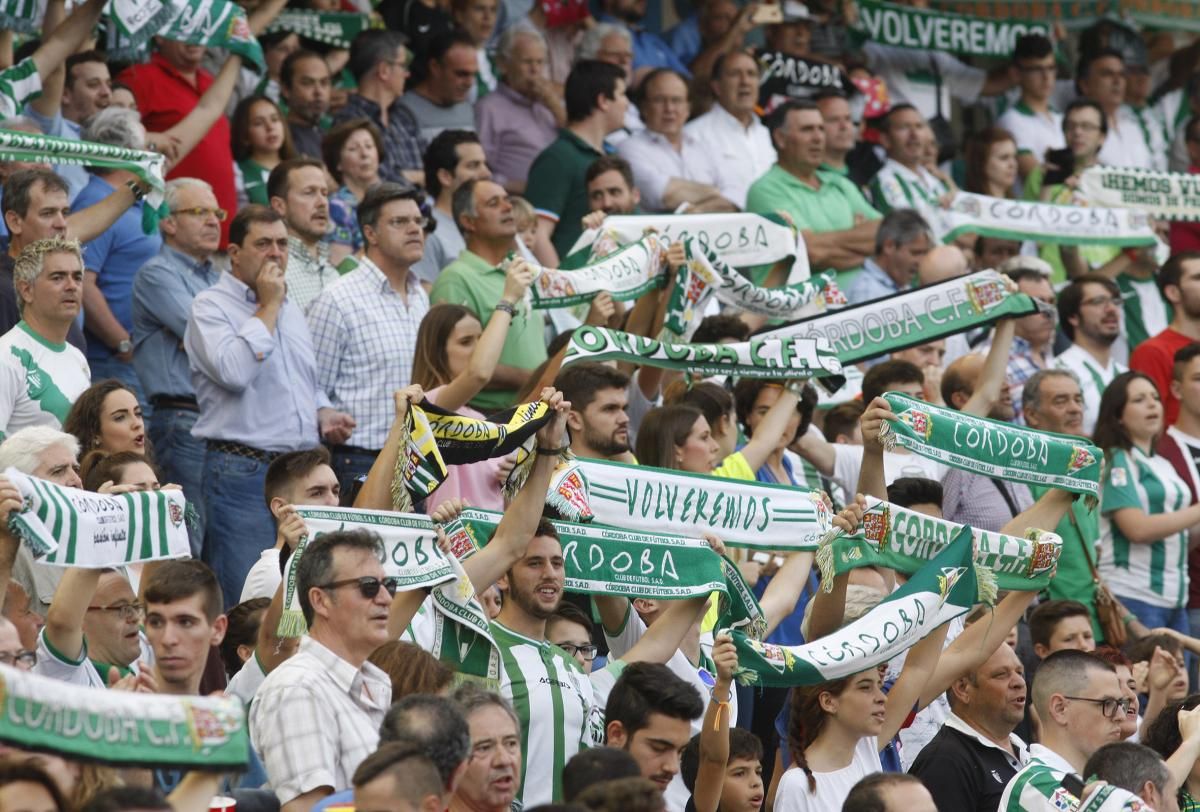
[0,321,90,438]
[831,443,947,498]
[773,737,882,812]
[241,548,282,603]
[34,626,155,688]
[1098,105,1154,170]
[996,103,1064,166]
[227,653,268,705]
[862,44,985,121]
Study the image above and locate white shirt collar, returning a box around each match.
[944,713,1028,766]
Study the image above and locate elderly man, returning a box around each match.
[131,178,223,554]
[448,689,523,812]
[474,27,562,194]
[401,31,479,143]
[845,209,932,304]
[616,69,733,213]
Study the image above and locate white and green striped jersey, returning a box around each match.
[999,743,1078,811]
[867,158,949,218]
[1100,447,1190,609]
[492,621,621,809]
[1115,273,1171,361]
[0,321,90,439]
[0,57,41,121]
[1052,346,1125,437]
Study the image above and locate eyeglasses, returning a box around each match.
[554,643,598,661]
[0,650,36,668]
[1065,121,1102,133]
[318,576,402,600]
[171,207,228,221]
[1062,695,1133,719]
[1081,295,1122,308]
[86,601,145,621]
[385,216,430,230]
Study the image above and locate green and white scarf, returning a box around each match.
[107,0,266,71]
[0,129,166,234]
[935,192,1158,247]
[1079,166,1200,222]
[757,270,1041,365]
[561,325,845,382]
[880,392,1103,497]
[930,0,1200,34]
[0,662,248,768]
[6,470,190,566]
[0,0,41,33]
[563,457,832,550]
[815,496,1062,595]
[565,212,809,282]
[730,527,981,686]
[264,9,378,48]
[850,0,1050,58]
[445,508,768,638]
[390,400,553,513]
[530,234,667,309]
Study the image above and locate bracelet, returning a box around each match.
[494,300,517,317]
[124,179,145,201]
[537,444,569,456]
[709,687,732,730]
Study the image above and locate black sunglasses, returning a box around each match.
[318,576,401,599]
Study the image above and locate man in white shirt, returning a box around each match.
[862,41,1014,123]
[867,105,950,217]
[996,34,1064,180]
[684,50,775,208]
[617,69,734,212]
[1080,49,1153,170]
[1053,275,1125,435]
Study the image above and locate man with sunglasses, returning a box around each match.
[131,177,224,556]
[999,650,1127,811]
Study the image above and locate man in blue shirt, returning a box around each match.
[845,208,933,305]
[75,107,162,407]
[598,0,691,76]
[184,205,355,607]
[131,178,223,557]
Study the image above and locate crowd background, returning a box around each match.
[3,0,1200,811]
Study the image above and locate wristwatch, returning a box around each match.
[115,338,132,354]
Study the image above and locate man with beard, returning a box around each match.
[586,157,641,218]
[554,363,633,461]
[280,51,333,160]
[432,179,547,412]
[448,688,523,812]
[269,158,338,314]
[1132,252,1200,426]
[307,184,431,493]
[909,640,1028,812]
[1053,275,1125,435]
[598,0,690,75]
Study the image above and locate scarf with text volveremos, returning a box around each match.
[850,0,1050,57]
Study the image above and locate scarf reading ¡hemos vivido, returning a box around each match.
[541,457,833,551]
[879,392,1103,498]
[5,469,191,566]
[815,496,1062,597]
[850,0,1050,58]
[1079,165,1200,222]
[441,508,769,639]
[389,400,553,513]
[756,269,1044,364]
[0,662,249,769]
[729,527,982,686]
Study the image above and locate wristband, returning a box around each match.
[124,179,145,201]
[709,686,732,730]
[495,300,517,317]
[537,444,569,456]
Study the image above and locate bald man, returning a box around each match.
[938,352,1032,531]
[918,245,974,365]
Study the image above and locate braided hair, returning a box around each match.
[786,676,852,793]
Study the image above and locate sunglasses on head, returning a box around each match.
[318,576,402,599]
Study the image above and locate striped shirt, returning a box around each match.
[999,743,1080,812]
[1053,345,1125,436]
[0,58,42,120]
[492,620,620,808]
[307,257,429,450]
[1100,446,1190,609]
[867,158,949,218]
[285,237,341,315]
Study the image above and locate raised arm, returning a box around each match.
[856,399,894,500]
[29,0,105,82]
[690,634,737,812]
[737,384,802,473]
[618,594,710,664]
[435,261,534,411]
[877,620,949,750]
[0,476,24,613]
[67,185,141,244]
[354,386,423,511]
[960,318,1015,418]
[162,56,245,170]
[44,568,101,663]
[792,430,836,478]
[1000,487,1072,538]
[28,0,66,119]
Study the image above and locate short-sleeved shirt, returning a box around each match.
[774,737,882,812]
[867,158,949,217]
[616,129,722,212]
[998,744,1079,812]
[74,174,163,362]
[996,102,1063,166]
[1100,445,1191,608]
[1029,483,1102,638]
[410,208,465,286]
[399,91,475,144]
[34,625,154,688]
[684,105,776,209]
[429,250,547,411]
[908,713,1026,812]
[711,450,755,481]
[526,129,606,258]
[0,321,90,439]
[746,165,880,236]
[1116,273,1171,361]
[1098,105,1154,171]
[474,82,558,188]
[0,58,43,120]
[1052,345,1126,436]
[237,158,271,206]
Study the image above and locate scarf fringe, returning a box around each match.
[974,563,998,606]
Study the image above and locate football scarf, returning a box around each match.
[0,663,249,769]
[850,0,1050,58]
[529,234,668,309]
[879,392,1103,498]
[389,400,553,513]
[934,192,1158,247]
[5,470,190,566]
[757,50,853,107]
[560,326,845,383]
[756,270,1042,364]
[815,496,1062,595]
[0,0,40,33]
[929,0,1200,34]
[729,527,981,686]
[107,0,266,70]
[264,9,378,48]
[557,457,833,551]
[1079,165,1200,222]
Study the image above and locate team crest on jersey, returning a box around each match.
[1110,466,1128,487]
[1049,787,1077,810]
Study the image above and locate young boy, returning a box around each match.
[680,728,765,812]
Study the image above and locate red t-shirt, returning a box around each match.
[1129,327,1198,426]
[1170,166,1200,255]
[118,53,236,246]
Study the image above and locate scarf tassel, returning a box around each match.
[6,513,52,558]
[973,563,998,606]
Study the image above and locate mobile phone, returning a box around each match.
[1043,147,1075,186]
[752,552,771,565]
[752,4,784,24]
[1061,774,1085,799]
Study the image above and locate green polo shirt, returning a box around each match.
[525,129,604,259]
[1028,483,1104,640]
[430,250,548,412]
[745,164,881,286]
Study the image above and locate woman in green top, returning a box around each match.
[231,95,297,207]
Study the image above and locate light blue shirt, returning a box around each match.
[132,244,220,399]
[598,14,692,76]
[846,257,902,305]
[184,272,331,452]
